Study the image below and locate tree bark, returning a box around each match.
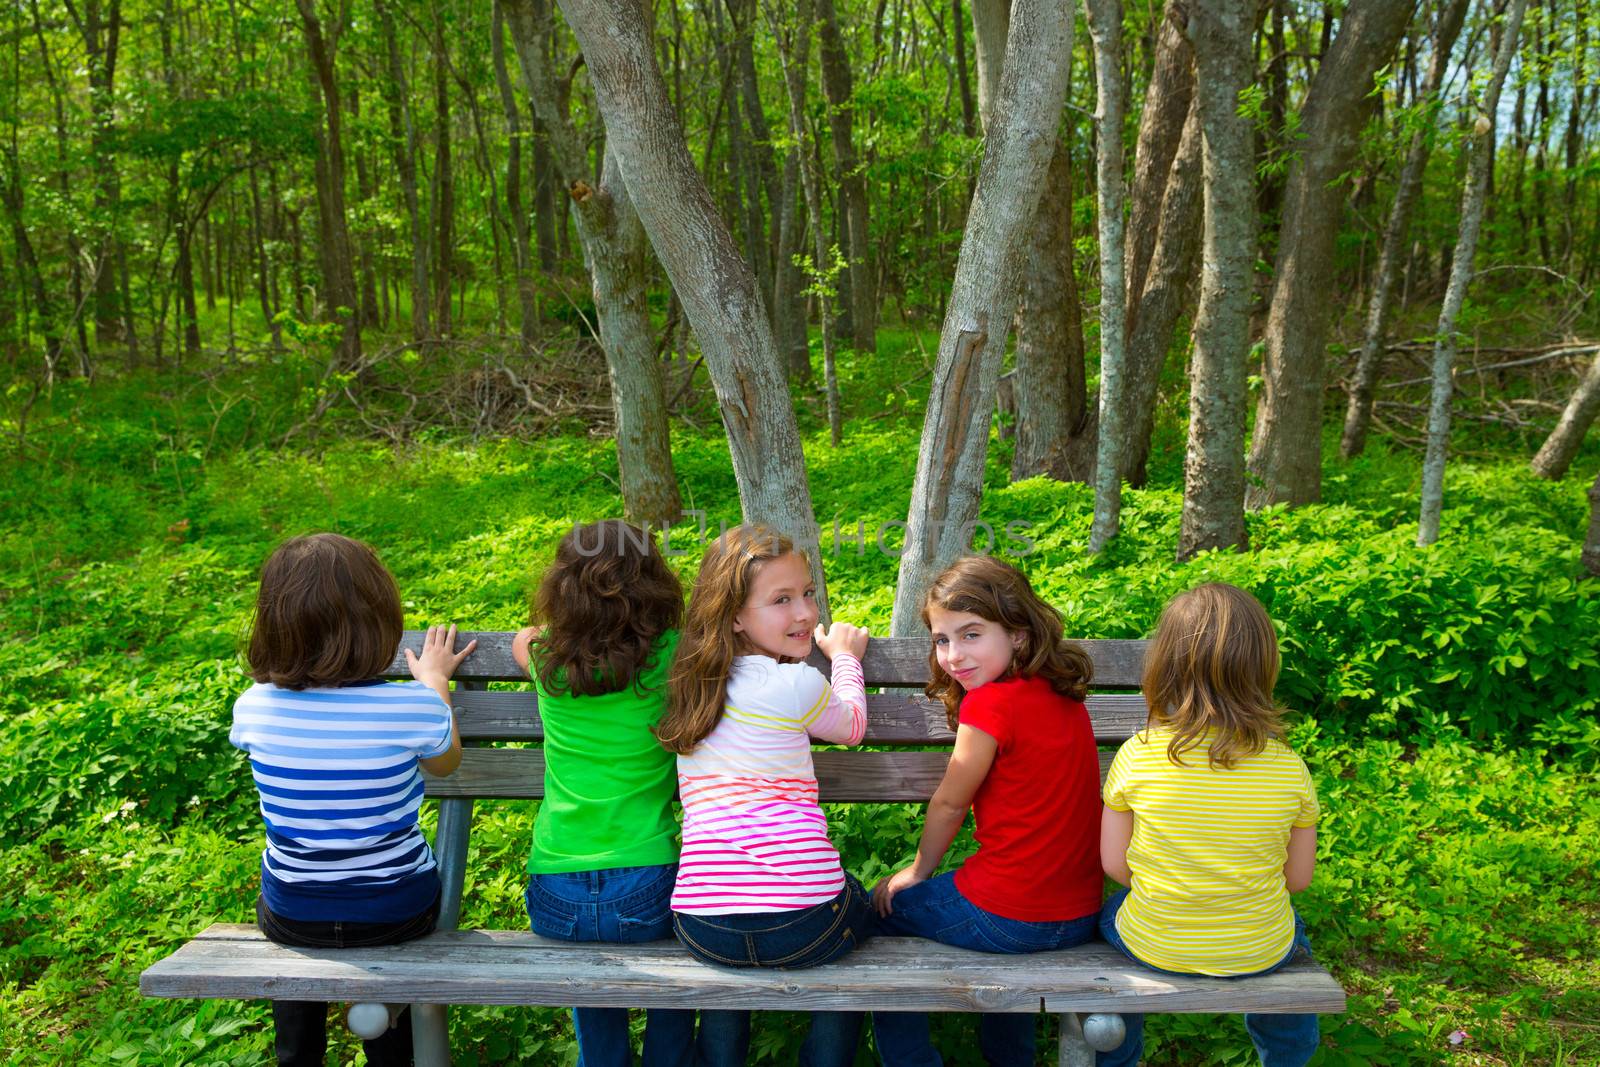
[1120,1,1203,485]
[506,0,682,525]
[889,0,1073,633]
[1245,0,1415,508]
[430,9,454,335]
[1418,0,1525,546]
[82,0,125,351]
[557,0,828,609]
[1085,0,1129,552]
[1531,348,1600,480]
[377,0,430,342]
[0,148,62,368]
[294,0,362,370]
[1341,0,1469,459]
[773,146,811,381]
[816,0,876,352]
[1177,0,1256,561]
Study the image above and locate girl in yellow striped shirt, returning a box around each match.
[1097,583,1321,1067]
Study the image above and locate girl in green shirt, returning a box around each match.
[513,520,734,1066]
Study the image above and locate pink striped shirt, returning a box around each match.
[670,653,867,914]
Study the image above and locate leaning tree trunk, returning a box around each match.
[1085,0,1129,553]
[816,0,876,353]
[1122,2,1203,486]
[1177,0,1256,561]
[1342,0,1469,459]
[556,0,829,608]
[492,0,540,344]
[294,0,362,371]
[970,0,1091,485]
[1418,0,1525,547]
[888,0,1073,635]
[1584,468,1600,576]
[1531,348,1600,479]
[505,0,682,526]
[1245,0,1416,508]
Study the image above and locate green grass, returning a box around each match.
[1,348,1597,1065]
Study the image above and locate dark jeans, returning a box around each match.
[527,863,721,1067]
[672,875,875,1067]
[1096,888,1321,1067]
[866,872,1100,1067]
[255,892,440,1067]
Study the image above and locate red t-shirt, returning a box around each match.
[951,673,1103,922]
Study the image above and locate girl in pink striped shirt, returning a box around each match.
[655,524,873,1066]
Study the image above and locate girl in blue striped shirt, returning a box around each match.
[232,533,475,1066]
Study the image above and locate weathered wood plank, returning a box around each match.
[142,927,1345,1014]
[422,748,1117,802]
[450,689,1149,745]
[386,633,1149,689]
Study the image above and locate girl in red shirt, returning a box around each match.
[870,556,1103,1067]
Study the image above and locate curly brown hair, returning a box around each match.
[1141,582,1286,770]
[656,524,801,754]
[529,520,683,698]
[247,533,404,690]
[921,556,1093,730]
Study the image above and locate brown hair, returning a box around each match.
[246,533,404,690]
[529,520,683,698]
[656,524,803,754]
[921,556,1093,730]
[1141,582,1286,769]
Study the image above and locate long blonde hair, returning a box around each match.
[922,556,1093,730]
[1142,582,1286,769]
[656,524,802,754]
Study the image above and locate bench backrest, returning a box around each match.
[383,631,1152,804]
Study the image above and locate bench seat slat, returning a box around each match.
[141,926,1345,1015]
[450,689,1150,745]
[422,749,1117,802]
[387,633,1149,689]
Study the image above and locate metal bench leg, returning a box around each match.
[1059,1013,1125,1066]
[410,794,475,1067]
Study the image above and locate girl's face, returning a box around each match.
[733,552,818,660]
[928,605,1023,692]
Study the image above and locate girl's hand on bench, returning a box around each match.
[815,621,870,661]
[406,623,479,695]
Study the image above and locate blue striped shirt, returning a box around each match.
[230,679,453,922]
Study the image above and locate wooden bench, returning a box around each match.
[142,632,1346,1066]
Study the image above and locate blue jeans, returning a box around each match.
[868,872,1100,1067]
[1095,888,1320,1067]
[529,863,738,1067]
[672,875,874,1067]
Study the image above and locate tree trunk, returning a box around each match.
[506,0,682,526]
[889,0,1073,634]
[1418,0,1525,546]
[84,0,125,352]
[493,0,541,344]
[1012,140,1092,482]
[294,0,362,371]
[817,0,876,353]
[1245,0,1415,508]
[350,86,382,329]
[1341,0,1469,459]
[557,0,832,612]
[377,0,430,342]
[1177,0,1256,561]
[0,149,62,368]
[1584,467,1600,577]
[1085,0,1129,552]
[1120,1,1202,485]
[431,10,454,336]
[773,146,811,382]
[1531,348,1600,480]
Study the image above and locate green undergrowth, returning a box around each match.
[1,365,1597,1065]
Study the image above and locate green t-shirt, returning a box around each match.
[526,629,681,874]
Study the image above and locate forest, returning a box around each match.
[1,0,1598,1063]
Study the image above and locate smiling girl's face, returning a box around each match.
[732,551,818,661]
[928,605,1023,692]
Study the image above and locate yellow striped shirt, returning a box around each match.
[1103,727,1319,976]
